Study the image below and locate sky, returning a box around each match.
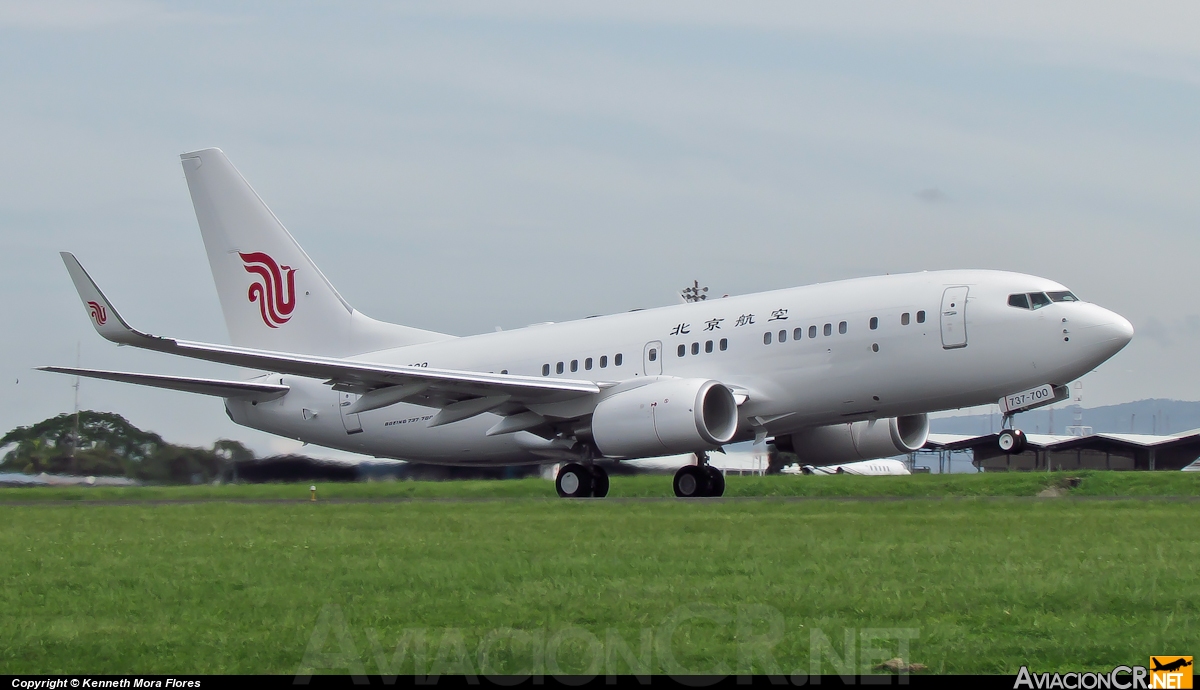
[1,1,1198,459]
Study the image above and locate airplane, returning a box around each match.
[787,459,912,476]
[622,447,771,476]
[40,148,1135,498]
[1151,658,1192,673]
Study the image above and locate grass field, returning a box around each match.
[2,474,1198,676]
[5,468,1200,502]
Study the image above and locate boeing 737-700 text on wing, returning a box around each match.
[41,149,1134,498]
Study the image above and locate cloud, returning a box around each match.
[0,0,226,30]
[3,1,1200,453]
[915,188,948,203]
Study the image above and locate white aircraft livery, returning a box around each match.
[42,149,1134,498]
[791,459,912,476]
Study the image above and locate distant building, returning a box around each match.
[924,431,1200,472]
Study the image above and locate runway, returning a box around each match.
[5,494,1200,507]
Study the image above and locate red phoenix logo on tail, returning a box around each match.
[239,252,297,328]
[87,300,107,325]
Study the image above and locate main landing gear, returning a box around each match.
[997,414,1027,454]
[673,453,725,498]
[555,462,609,498]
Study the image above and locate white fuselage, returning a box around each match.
[225,269,1132,465]
[789,459,913,476]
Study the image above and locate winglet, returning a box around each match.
[59,252,165,347]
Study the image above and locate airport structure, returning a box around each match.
[922,431,1200,472]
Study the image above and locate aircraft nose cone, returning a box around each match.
[1110,313,1134,346]
[1083,308,1134,357]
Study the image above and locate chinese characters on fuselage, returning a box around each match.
[669,309,788,336]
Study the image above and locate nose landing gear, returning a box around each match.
[997,415,1027,454]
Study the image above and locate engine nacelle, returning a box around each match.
[591,378,739,458]
[781,414,929,466]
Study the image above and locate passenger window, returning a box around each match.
[678,344,686,357]
[719,339,728,351]
[763,332,773,345]
[705,340,713,353]
[691,342,700,355]
[901,312,910,326]
[794,328,802,340]
[1048,291,1078,302]
[600,355,608,368]
[776,330,785,343]
[809,325,817,339]
[1030,292,1051,309]
[615,353,623,366]
[556,362,564,374]
[542,364,550,376]
[839,321,847,334]
[1008,294,1030,309]
[585,358,592,370]
[870,317,878,330]
[570,360,578,372]
[823,323,832,336]
[648,349,657,362]
[916,310,925,323]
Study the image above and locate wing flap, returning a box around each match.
[37,366,289,400]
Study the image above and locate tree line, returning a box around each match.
[0,410,255,483]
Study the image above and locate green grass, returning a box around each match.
[1,484,1197,675]
[4,469,1200,502]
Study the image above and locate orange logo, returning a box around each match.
[1151,656,1193,689]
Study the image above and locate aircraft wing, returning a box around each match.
[55,252,606,413]
[36,367,290,400]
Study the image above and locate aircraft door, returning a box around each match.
[643,341,663,376]
[940,286,969,349]
[340,392,364,434]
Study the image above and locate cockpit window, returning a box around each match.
[1010,291,1076,310]
[1029,292,1051,309]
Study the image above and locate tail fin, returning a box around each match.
[180,148,448,356]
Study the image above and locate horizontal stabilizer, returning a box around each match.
[37,366,289,400]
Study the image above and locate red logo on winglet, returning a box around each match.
[87,300,107,325]
[239,252,297,328]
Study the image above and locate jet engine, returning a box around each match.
[775,414,929,466]
[590,378,739,458]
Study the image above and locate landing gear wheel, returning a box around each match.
[590,465,610,498]
[704,466,725,497]
[556,462,593,498]
[673,465,710,498]
[998,429,1027,454]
